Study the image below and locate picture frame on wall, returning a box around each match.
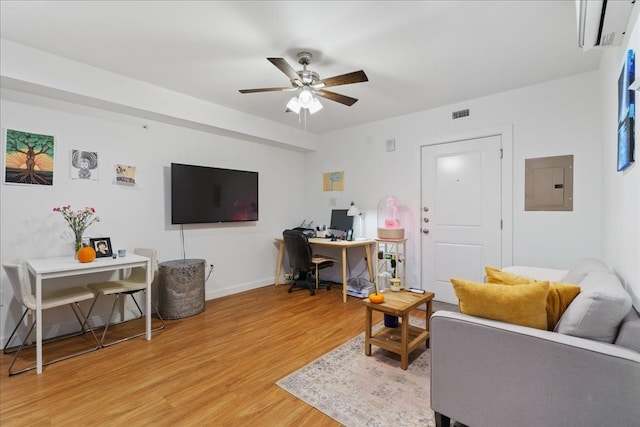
[618,117,634,171]
[90,237,112,258]
[617,49,635,172]
[4,129,55,186]
[71,149,99,180]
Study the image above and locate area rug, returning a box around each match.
[276,317,435,427]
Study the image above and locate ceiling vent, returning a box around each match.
[452,109,469,120]
[576,0,635,51]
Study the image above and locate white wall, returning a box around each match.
[2,12,638,344]
[0,39,320,152]
[599,13,640,308]
[306,71,605,291]
[303,9,640,306]
[0,92,306,343]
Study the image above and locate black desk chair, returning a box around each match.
[283,229,336,295]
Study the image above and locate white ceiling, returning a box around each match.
[0,1,602,134]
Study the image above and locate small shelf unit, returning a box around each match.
[375,238,407,290]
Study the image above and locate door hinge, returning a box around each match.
[499,148,503,159]
[500,219,503,230]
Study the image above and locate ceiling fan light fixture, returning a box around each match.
[286,96,301,114]
[298,88,314,107]
[308,97,323,114]
[241,52,368,120]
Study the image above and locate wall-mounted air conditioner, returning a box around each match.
[576,0,635,50]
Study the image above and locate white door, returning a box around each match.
[420,135,504,304]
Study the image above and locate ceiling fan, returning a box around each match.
[239,52,368,114]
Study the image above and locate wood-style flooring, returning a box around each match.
[1,284,452,426]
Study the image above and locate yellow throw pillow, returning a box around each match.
[485,265,536,284]
[484,266,581,330]
[451,278,549,330]
[546,282,581,329]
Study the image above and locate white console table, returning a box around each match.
[26,254,152,374]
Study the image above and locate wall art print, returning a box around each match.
[617,49,635,172]
[115,164,136,185]
[4,129,54,186]
[71,149,99,180]
[323,171,344,191]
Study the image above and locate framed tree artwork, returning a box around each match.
[4,129,54,185]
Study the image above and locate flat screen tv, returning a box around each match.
[171,162,258,224]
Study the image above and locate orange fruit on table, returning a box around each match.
[369,293,385,304]
[77,246,96,263]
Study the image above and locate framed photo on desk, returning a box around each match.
[90,237,112,258]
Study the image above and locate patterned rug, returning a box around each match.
[276,317,435,427]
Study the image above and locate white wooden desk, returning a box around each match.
[275,237,375,302]
[26,254,152,374]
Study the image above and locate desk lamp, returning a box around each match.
[347,202,366,240]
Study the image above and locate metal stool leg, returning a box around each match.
[100,291,165,347]
[6,303,100,376]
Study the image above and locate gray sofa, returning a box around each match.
[430,258,640,427]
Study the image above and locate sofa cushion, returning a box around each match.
[555,271,632,343]
[614,308,640,353]
[501,265,568,282]
[451,278,549,330]
[485,266,581,330]
[561,257,611,284]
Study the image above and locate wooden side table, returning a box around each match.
[363,290,435,369]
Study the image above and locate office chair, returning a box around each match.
[282,229,337,295]
[87,248,165,347]
[2,261,100,375]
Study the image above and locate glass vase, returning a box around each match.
[74,233,83,259]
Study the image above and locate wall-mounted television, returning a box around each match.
[171,162,258,224]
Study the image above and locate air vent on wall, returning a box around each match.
[452,109,470,120]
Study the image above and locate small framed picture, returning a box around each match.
[90,237,113,258]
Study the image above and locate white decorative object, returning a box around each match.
[377,195,404,239]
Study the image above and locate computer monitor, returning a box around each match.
[330,209,354,232]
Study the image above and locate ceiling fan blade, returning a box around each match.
[239,87,291,94]
[317,70,368,88]
[315,90,358,107]
[267,57,302,85]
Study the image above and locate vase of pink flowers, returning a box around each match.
[53,205,100,258]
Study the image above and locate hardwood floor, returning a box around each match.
[0,284,448,426]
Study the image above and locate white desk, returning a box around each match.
[275,237,375,302]
[26,254,152,374]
